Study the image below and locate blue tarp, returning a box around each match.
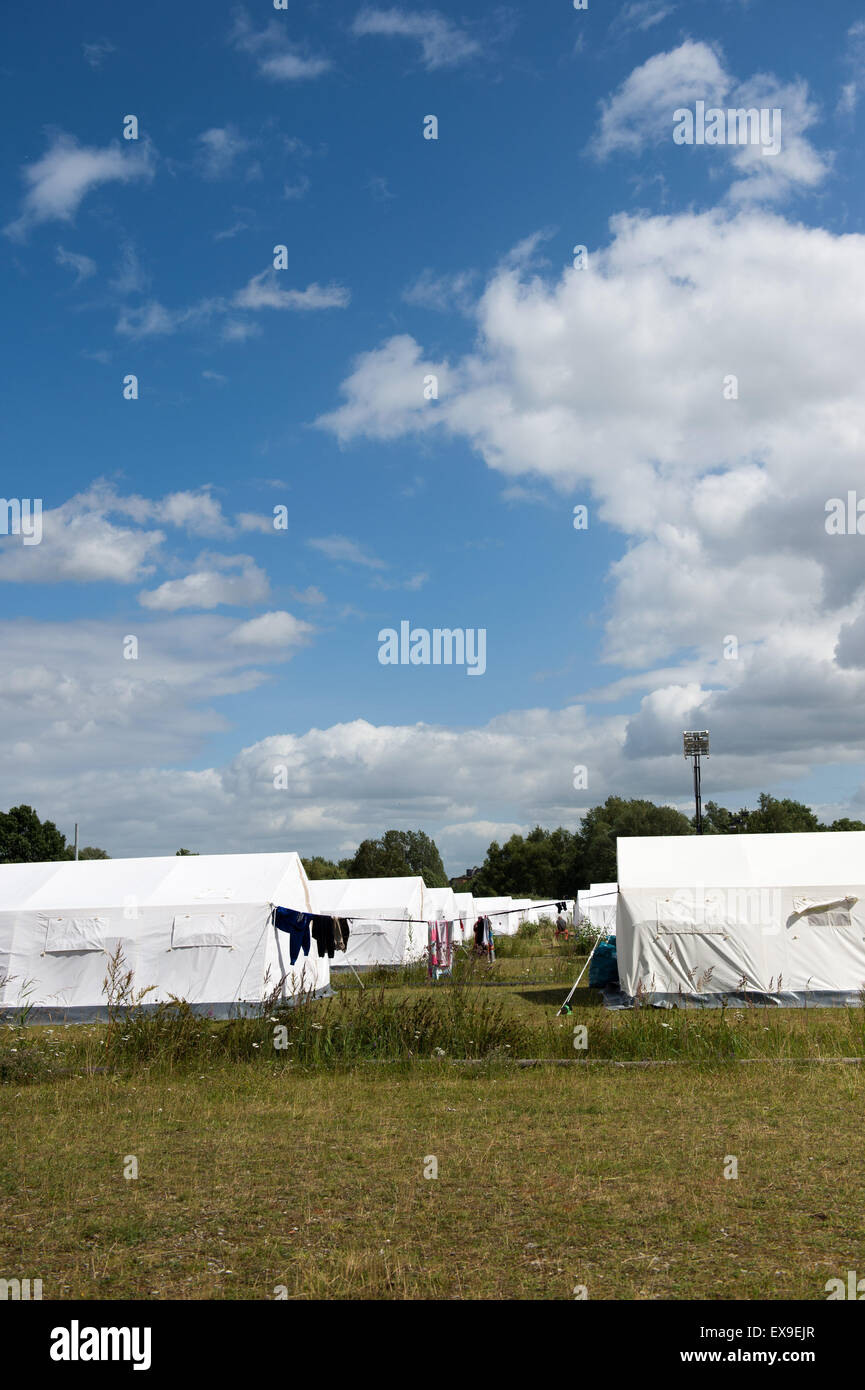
[589,939,619,990]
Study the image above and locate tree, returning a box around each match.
[470,826,581,898]
[175,848,199,856]
[741,793,820,835]
[343,829,449,886]
[0,805,68,862]
[826,817,865,832]
[578,796,693,883]
[302,855,346,879]
[75,845,110,860]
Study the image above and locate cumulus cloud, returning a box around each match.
[314,204,865,775]
[0,483,260,585]
[4,133,154,240]
[229,610,315,647]
[588,40,830,202]
[139,556,270,611]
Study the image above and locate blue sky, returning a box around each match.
[3,0,865,870]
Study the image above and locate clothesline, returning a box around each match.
[341,899,584,926]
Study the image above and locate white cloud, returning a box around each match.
[352,7,481,69]
[55,245,96,283]
[139,556,270,611]
[82,39,115,69]
[0,483,252,586]
[230,10,331,80]
[0,487,164,585]
[284,174,310,200]
[316,205,865,713]
[4,133,154,240]
[308,535,387,569]
[233,270,350,311]
[315,334,450,443]
[402,268,477,312]
[588,40,830,202]
[229,610,315,648]
[197,125,251,179]
[615,1,676,34]
[290,586,327,606]
[592,40,730,159]
[839,20,865,115]
[237,511,278,534]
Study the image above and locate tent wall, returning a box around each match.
[617,832,865,1006]
[308,876,427,966]
[472,897,516,936]
[452,892,474,941]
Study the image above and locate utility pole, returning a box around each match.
[73,822,79,861]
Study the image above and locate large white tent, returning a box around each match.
[0,852,327,1023]
[617,832,865,1006]
[307,876,427,967]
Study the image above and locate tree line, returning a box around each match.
[3,797,861,899]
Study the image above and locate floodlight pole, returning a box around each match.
[683,731,709,835]
[691,755,703,835]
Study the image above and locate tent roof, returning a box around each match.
[617,832,865,889]
[0,852,310,913]
[308,876,425,914]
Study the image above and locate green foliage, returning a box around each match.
[343,829,448,886]
[470,826,581,897]
[0,805,68,863]
[175,848,198,856]
[579,796,693,883]
[302,855,347,880]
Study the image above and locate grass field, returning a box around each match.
[3,935,864,1300]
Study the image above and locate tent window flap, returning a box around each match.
[44,916,108,953]
[171,912,236,949]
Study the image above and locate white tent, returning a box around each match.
[0,852,327,1023]
[510,899,534,927]
[578,883,618,935]
[472,896,517,936]
[424,886,458,925]
[530,901,557,923]
[307,876,427,967]
[452,891,475,941]
[617,832,865,1006]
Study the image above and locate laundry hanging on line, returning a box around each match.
[273,907,351,962]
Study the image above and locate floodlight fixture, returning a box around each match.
[683,730,710,758]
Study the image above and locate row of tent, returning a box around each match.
[0,852,573,1023]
